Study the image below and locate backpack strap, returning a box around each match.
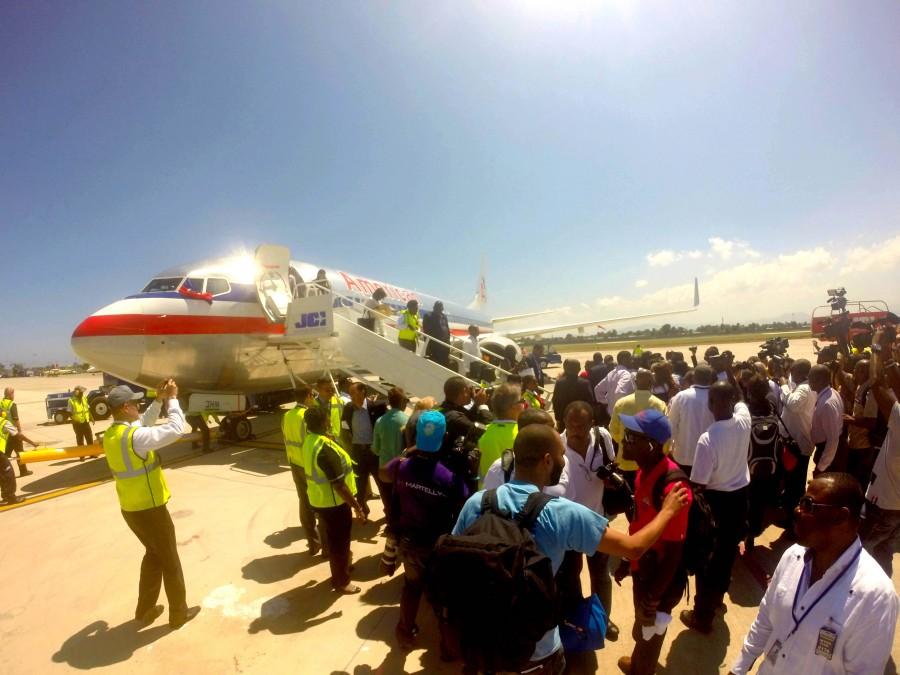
[516,491,555,530]
[481,488,503,516]
[651,465,688,512]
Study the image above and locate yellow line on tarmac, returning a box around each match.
[0,479,108,513]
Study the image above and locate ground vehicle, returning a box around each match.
[46,392,73,424]
[811,290,891,356]
[539,349,563,368]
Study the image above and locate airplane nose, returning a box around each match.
[71,300,145,382]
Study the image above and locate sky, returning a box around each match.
[2,1,899,364]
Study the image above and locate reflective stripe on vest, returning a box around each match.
[282,406,307,466]
[315,396,342,438]
[0,398,12,421]
[398,310,419,341]
[0,422,10,454]
[102,422,170,511]
[302,433,357,508]
[69,397,91,423]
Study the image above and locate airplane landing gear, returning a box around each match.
[220,415,253,442]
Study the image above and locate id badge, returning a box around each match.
[815,626,837,661]
[766,640,783,665]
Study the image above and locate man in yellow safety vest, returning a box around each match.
[315,377,343,439]
[302,405,367,594]
[397,299,420,353]
[1,388,32,477]
[282,384,324,556]
[0,416,38,505]
[476,384,523,487]
[68,385,94,461]
[102,380,199,629]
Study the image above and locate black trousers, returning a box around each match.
[782,452,811,522]
[747,474,778,539]
[399,338,417,353]
[397,542,431,634]
[352,443,381,515]
[313,503,352,588]
[693,487,748,625]
[5,435,27,473]
[289,465,323,551]
[556,549,613,620]
[0,451,16,501]
[629,558,688,675]
[186,415,210,451]
[121,505,188,619]
[72,421,93,446]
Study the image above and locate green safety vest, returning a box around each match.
[282,405,308,467]
[301,432,357,508]
[0,421,11,454]
[315,396,342,438]
[477,421,518,486]
[102,422,170,512]
[398,310,420,341]
[523,390,542,409]
[69,396,92,423]
[0,398,13,422]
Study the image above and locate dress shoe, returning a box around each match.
[606,620,620,642]
[1,495,24,505]
[169,606,201,629]
[19,469,33,477]
[679,609,713,634]
[617,656,632,674]
[136,604,164,626]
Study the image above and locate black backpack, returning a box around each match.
[748,414,780,479]
[427,489,559,673]
[652,467,716,576]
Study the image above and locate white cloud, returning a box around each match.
[646,239,758,267]
[646,250,678,267]
[708,237,760,261]
[841,234,900,275]
[635,279,648,288]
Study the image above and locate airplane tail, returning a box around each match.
[467,259,487,311]
[694,277,700,307]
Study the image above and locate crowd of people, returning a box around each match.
[59,323,900,673]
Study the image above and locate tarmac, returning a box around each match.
[1,340,898,674]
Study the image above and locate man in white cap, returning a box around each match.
[102,379,199,629]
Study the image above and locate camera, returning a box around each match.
[827,287,847,313]
[758,337,790,360]
[595,461,627,489]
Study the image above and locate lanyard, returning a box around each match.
[788,544,861,640]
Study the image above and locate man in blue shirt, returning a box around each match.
[453,424,689,674]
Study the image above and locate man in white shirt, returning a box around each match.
[861,330,900,576]
[780,359,816,522]
[809,364,845,474]
[594,351,635,418]
[461,325,482,379]
[681,381,751,634]
[667,364,715,473]
[557,401,619,640]
[729,474,898,675]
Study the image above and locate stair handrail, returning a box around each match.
[301,283,517,385]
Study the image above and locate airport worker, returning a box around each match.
[522,374,545,409]
[340,382,387,517]
[397,299,420,353]
[378,410,469,650]
[102,381,199,629]
[315,377,343,439]
[860,329,900,576]
[809,364,846,475]
[449,424,689,675]
[729,474,899,675]
[609,369,668,489]
[187,411,213,453]
[67,385,94,447]
[558,401,620,642]
[666,364,715,475]
[476,384,522,486]
[680,381,751,635]
[0,417,39,505]
[282,385,323,556]
[525,344,547,387]
[1,387,32,477]
[617,409,693,675]
[423,301,451,367]
[550,359,594,432]
[302,405,367,594]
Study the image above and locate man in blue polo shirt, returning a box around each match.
[452,424,689,674]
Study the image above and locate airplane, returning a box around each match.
[71,245,698,431]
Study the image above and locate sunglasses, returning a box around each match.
[797,496,843,514]
[623,430,648,443]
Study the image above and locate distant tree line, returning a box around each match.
[518,320,810,345]
[0,362,93,377]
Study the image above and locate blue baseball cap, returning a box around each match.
[416,410,446,453]
[618,409,672,445]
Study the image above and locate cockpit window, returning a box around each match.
[206,278,230,296]
[181,277,204,293]
[141,277,183,293]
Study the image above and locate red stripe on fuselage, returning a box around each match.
[72,314,285,337]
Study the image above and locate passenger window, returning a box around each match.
[181,277,204,293]
[141,277,183,293]
[206,278,230,296]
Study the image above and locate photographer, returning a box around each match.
[436,376,492,491]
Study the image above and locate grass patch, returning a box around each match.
[553,330,812,353]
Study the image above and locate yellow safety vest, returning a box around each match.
[523,390,543,409]
[315,396,342,438]
[302,432,357,508]
[0,398,13,422]
[282,405,308,467]
[102,422,170,512]
[398,310,420,341]
[0,421,11,454]
[477,421,519,486]
[69,396,92,423]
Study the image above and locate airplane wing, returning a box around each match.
[492,308,570,323]
[499,278,700,339]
